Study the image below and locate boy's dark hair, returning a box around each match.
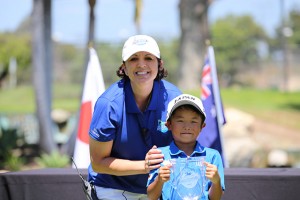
[169,104,206,124]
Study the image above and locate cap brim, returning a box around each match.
[167,100,206,121]
[123,49,160,61]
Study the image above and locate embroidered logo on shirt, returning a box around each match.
[90,129,100,138]
[157,120,168,133]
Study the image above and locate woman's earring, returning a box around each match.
[124,67,128,75]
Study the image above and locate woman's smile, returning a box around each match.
[135,71,149,75]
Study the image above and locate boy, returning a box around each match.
[147,94,225,200]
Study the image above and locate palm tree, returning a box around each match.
[178,0,212,90]
[88,0,96,45]
[134,0,143,34]
[31,0,57,153]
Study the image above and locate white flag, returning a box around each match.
[73,47,105,168]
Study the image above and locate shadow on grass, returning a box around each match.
[280,103,300,111]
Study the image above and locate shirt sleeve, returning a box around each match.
[146,168,159,187]
[89,96,119,142]
[208,149,226,191]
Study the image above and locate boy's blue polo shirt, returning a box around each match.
[147,141,225,199]
[88,79,181,194]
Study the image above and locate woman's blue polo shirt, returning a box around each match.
[88,79,181,194]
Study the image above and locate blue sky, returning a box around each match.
[1,0,300,45]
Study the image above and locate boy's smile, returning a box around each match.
[166,107,205,146]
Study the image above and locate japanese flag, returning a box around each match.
[73,47,105,168]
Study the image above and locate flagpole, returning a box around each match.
[208,46,229,168]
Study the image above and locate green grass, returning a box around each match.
[220,88,300,131]
[52,84,82,112]
[0,86,35,113]
[0,84,81,114]
[1,85,300,131]
[186,88,300,131]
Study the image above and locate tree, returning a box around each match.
[178,0,211,90]
[134,0,143,34]
[0,33,31,86]
[210,15,267,84]
[288,9,300,48]
[32,0,57,153]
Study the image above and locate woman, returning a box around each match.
[88,34,182,200]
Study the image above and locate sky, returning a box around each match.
[1,0,300,46]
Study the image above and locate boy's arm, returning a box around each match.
[147,178,164,200]
[147,165,171,200]
[208,179,223,200]
[205,162,223,200]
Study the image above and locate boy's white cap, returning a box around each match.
[122,35,160,61]
[166,94,206,121]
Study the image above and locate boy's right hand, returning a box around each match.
[158,165,172,183]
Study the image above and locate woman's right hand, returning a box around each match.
[144,145,164,173]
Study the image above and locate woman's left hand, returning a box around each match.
[144,145,164,173]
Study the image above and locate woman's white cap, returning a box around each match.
[166,94,206,121]
[122,35,160,61]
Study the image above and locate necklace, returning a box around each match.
[145,92,152,110]
[136,90,153,112]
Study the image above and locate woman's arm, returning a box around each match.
[89,137,147,176]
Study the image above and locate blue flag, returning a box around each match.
[198,46,227,166]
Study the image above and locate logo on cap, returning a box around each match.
[166,94,206,121]
[132,38,148,46]
[174,95,196,104]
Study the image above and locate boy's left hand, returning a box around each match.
[204,162,220,184]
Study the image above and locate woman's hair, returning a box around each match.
[116,58,168,80]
